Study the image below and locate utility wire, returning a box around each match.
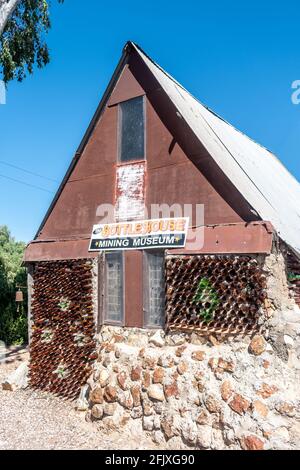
[0,160,59,183]
[0,173,55,193]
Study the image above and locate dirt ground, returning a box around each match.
[0,346,156,450]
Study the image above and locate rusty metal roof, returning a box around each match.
[131,43,300,257]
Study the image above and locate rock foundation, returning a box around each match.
[84,317,300,449]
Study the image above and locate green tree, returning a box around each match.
[0,225,27,345]
[0,0,63,83]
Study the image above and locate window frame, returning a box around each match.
[102,251,125,326]
[143,250,166,329]
[117,95,146,164]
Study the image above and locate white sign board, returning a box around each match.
[89,217,189,251]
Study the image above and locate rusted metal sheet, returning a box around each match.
[167,222,273,255]
[108,65,145,106]
[124,250,143,327]
[24,239,97,262]
[145,100,243,226]
[115,161,146,222]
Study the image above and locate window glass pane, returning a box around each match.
[105,252,123,323]
[145,251,165,327]
[120,96,144,162]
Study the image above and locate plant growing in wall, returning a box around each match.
[73,332,86,347]
[53,363,69,379]
[41,329,53,343]
[58,297,71,312]
[192,277,219,322]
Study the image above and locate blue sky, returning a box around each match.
[0,0,300,242]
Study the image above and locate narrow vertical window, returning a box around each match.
[119,96,145,162]
[144,251,165,327]
[104,252,124,324]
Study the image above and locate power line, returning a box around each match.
[0,160,59,183]
[0,173,55,194]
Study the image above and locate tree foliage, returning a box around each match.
[0,0,63,83]
[0,225,27,345]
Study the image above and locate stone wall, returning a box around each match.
[82,251,300,450]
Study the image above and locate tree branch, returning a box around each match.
[0,0,21,36]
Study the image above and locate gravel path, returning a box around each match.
[0,347,156,450]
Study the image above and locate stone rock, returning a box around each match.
[177,361,188,375]
[153,367,165,384]
[103,402,117,416]
[148,384,165,402]
[2,362,28,391]
[208,357,234,373]
[240,435,265,450]
[118,391,134,409]
[142,371,151,389]
[161,415,180,440]
[181,420,198,445]
[209,335,220,346]
[220,380,233,402]
[115,343,138,361]
[211,429,225,450]
[190,332,206,345]
[252,400,269,419]
[223,428,235,446]
[158,354,174,368]
[283,335,294,348]
[175,345,187,357]
[249,335,267,356]
[275,401,295,417]
[229,394,250,415]
[130,365,142,381]
[197,425,212,449]
[131,385,141,407]
[194,371,205,392]
[117,371,129,390]
[102,356,111,368]
[76,384,89,411]
[196,409,211,426]
[138,348,145,358]
[89,387,103,404]
[204,394,222,413]
[154,402,163,414]
[143,355,157,370]
[143,402,154,416]
[218,358,235,373]
[271,426,290,443]
[91,404,103,419]
[256,383,279,399]
[104,385,117,402]
[143,415,154,431]
[113,333,125,343]
[168,333,186,346]
[99,369,110,387]
[152,430,165,444]
[149,330,165,347]
[131,406,143,419]
[191,350,206,361]
[164,381,179,400]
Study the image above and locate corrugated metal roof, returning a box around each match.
[132,43,300,256]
